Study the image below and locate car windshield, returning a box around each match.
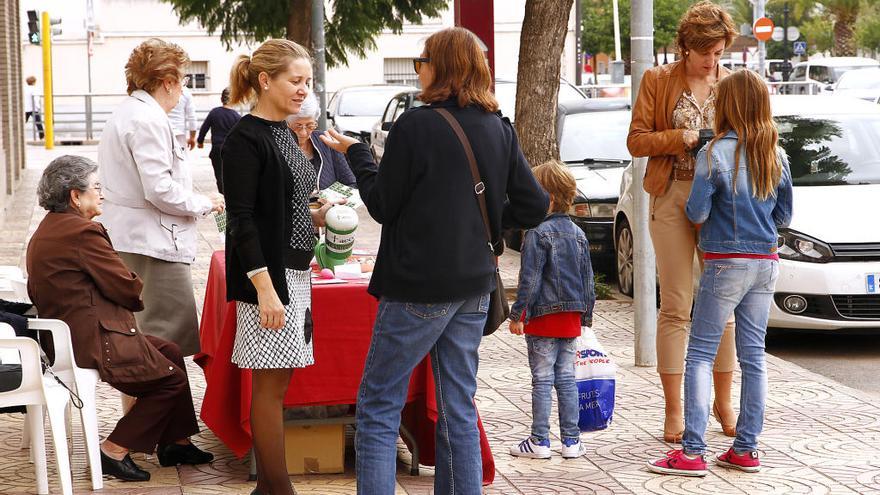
[559,111,631,163]
[494,82,585,121]
[832,66,878,83]
[838,70,880,90]
[776,114,880,186]
[337,89,406,116]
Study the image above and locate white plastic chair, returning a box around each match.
[0,323,73,495]
[24,319,103,490]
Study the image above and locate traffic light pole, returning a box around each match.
[40,12,54,149]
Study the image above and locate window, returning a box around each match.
[808,65,831,84]
[790,65,806,81]
[384,58,419,87]
[185,61,209,90]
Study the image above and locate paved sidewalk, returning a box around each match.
[0,145,879,494]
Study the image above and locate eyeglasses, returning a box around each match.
[85,183,102,194]
[291,123,319,132]
[412,57,430,74]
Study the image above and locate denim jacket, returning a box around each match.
[510,213,596,326]
[686,130,794,255]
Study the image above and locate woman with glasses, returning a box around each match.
[287,92,356,190]
[97,39,225,357]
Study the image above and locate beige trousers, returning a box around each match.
[649,180,736,374]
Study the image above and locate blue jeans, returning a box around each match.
[356,293,489,495]
[525,335,580,443]
[682,258,779,455]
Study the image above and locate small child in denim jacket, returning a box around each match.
[508,160,596,460]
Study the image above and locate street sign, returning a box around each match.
[787,27,800,40]
[754,17,774,42]
[772,26,784,42]
[793,41,807,56]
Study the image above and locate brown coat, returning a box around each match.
[26,212,177,383]
[627,61,731,196]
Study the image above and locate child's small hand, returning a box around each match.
[509,320,524,335]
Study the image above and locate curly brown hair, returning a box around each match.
[124,38,189,95]
[675,1,738,56]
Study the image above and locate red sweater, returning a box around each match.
[523,311,581,338]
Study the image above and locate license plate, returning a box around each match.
[868,274,880,294]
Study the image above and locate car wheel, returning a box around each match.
[616,218,634,297]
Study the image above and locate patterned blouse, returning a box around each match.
[671,87,716,171]
[269,123,317,252]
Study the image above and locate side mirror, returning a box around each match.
[326,110,335,123]
[825,84,834,92]
[381,122,393,132]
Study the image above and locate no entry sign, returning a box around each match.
[754,17,775,42]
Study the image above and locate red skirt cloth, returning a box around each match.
[523,311,582,338]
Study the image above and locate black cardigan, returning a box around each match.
[222,114,308,305]
[345,98,549,302]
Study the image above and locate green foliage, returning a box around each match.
[594,273,613,300]
[580,0,690,63]
[800,11,835,53]
[856,0,880,52]
[161,0,446,67]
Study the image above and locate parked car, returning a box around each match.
[327,84,415,143]
[504,98,632,273]
[833,67,880,103]
[370,78,586,161]
[783,57,879,95]
[614,96,880,331]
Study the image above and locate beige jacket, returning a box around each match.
[627,61,731,196]
[97,90,212,263]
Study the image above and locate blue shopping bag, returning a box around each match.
[574,327,616,432]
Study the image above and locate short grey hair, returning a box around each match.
[37,155,98,213]
[286,92,320,124]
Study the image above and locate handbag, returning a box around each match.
[433,108,510,336]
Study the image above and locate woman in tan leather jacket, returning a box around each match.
[627,0,739,443]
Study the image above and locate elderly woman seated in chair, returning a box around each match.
[25,155,213,482]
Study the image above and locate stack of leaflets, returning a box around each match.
[318,182,362,209]
[214,211,227,233]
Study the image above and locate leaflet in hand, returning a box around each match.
[318,182,362,209]
[214,211,227,233]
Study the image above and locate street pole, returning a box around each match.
[575,0,582,86]
[312,0,328,130]
[754,0,767,81]
[40,11,54,150]
[630,0,657,367]
[782,2,791,81]
[611,0,625,83]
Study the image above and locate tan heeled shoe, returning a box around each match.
[713,401,737,437]
[663,415,684,443]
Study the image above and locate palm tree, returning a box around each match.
[825,0,860,55]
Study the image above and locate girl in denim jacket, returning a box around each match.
[508,160,596,460]
[647,69,793,477]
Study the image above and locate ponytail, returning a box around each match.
[228,54,254,106]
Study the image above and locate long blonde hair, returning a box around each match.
[708,69,782,200]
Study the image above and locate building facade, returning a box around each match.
[1,0,25,219]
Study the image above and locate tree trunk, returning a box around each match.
[287,0,312,51]
[514,0,574,167]
[833,12,857,56]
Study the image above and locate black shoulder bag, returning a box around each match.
[433,108,510,336]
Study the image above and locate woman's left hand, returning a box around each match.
[310,198,347,227]
[319,129,360,154]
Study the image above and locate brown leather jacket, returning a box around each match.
[26,212,177,383]
[627,61,731,196]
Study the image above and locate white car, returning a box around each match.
[614,96,880,330]
[327,84,416,143]
[833,67,880,103]
[785,57,879,95]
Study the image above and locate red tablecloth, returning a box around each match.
[197,251,494,483]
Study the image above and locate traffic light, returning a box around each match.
[27,10,39,44]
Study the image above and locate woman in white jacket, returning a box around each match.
[98,38,224,356]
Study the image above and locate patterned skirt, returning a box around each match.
[231,269,315,369]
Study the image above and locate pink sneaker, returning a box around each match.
[715,448,761,472]
[645,449,708,477]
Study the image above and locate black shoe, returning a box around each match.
[100,451,151,482]
[157,442,215,467]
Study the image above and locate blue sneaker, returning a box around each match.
[509,437,551,459]
[561,437,586,458]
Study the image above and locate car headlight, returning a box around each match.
[777,229,834,263]
[568,201,616,219]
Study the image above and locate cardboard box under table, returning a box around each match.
[284,420,345,475]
